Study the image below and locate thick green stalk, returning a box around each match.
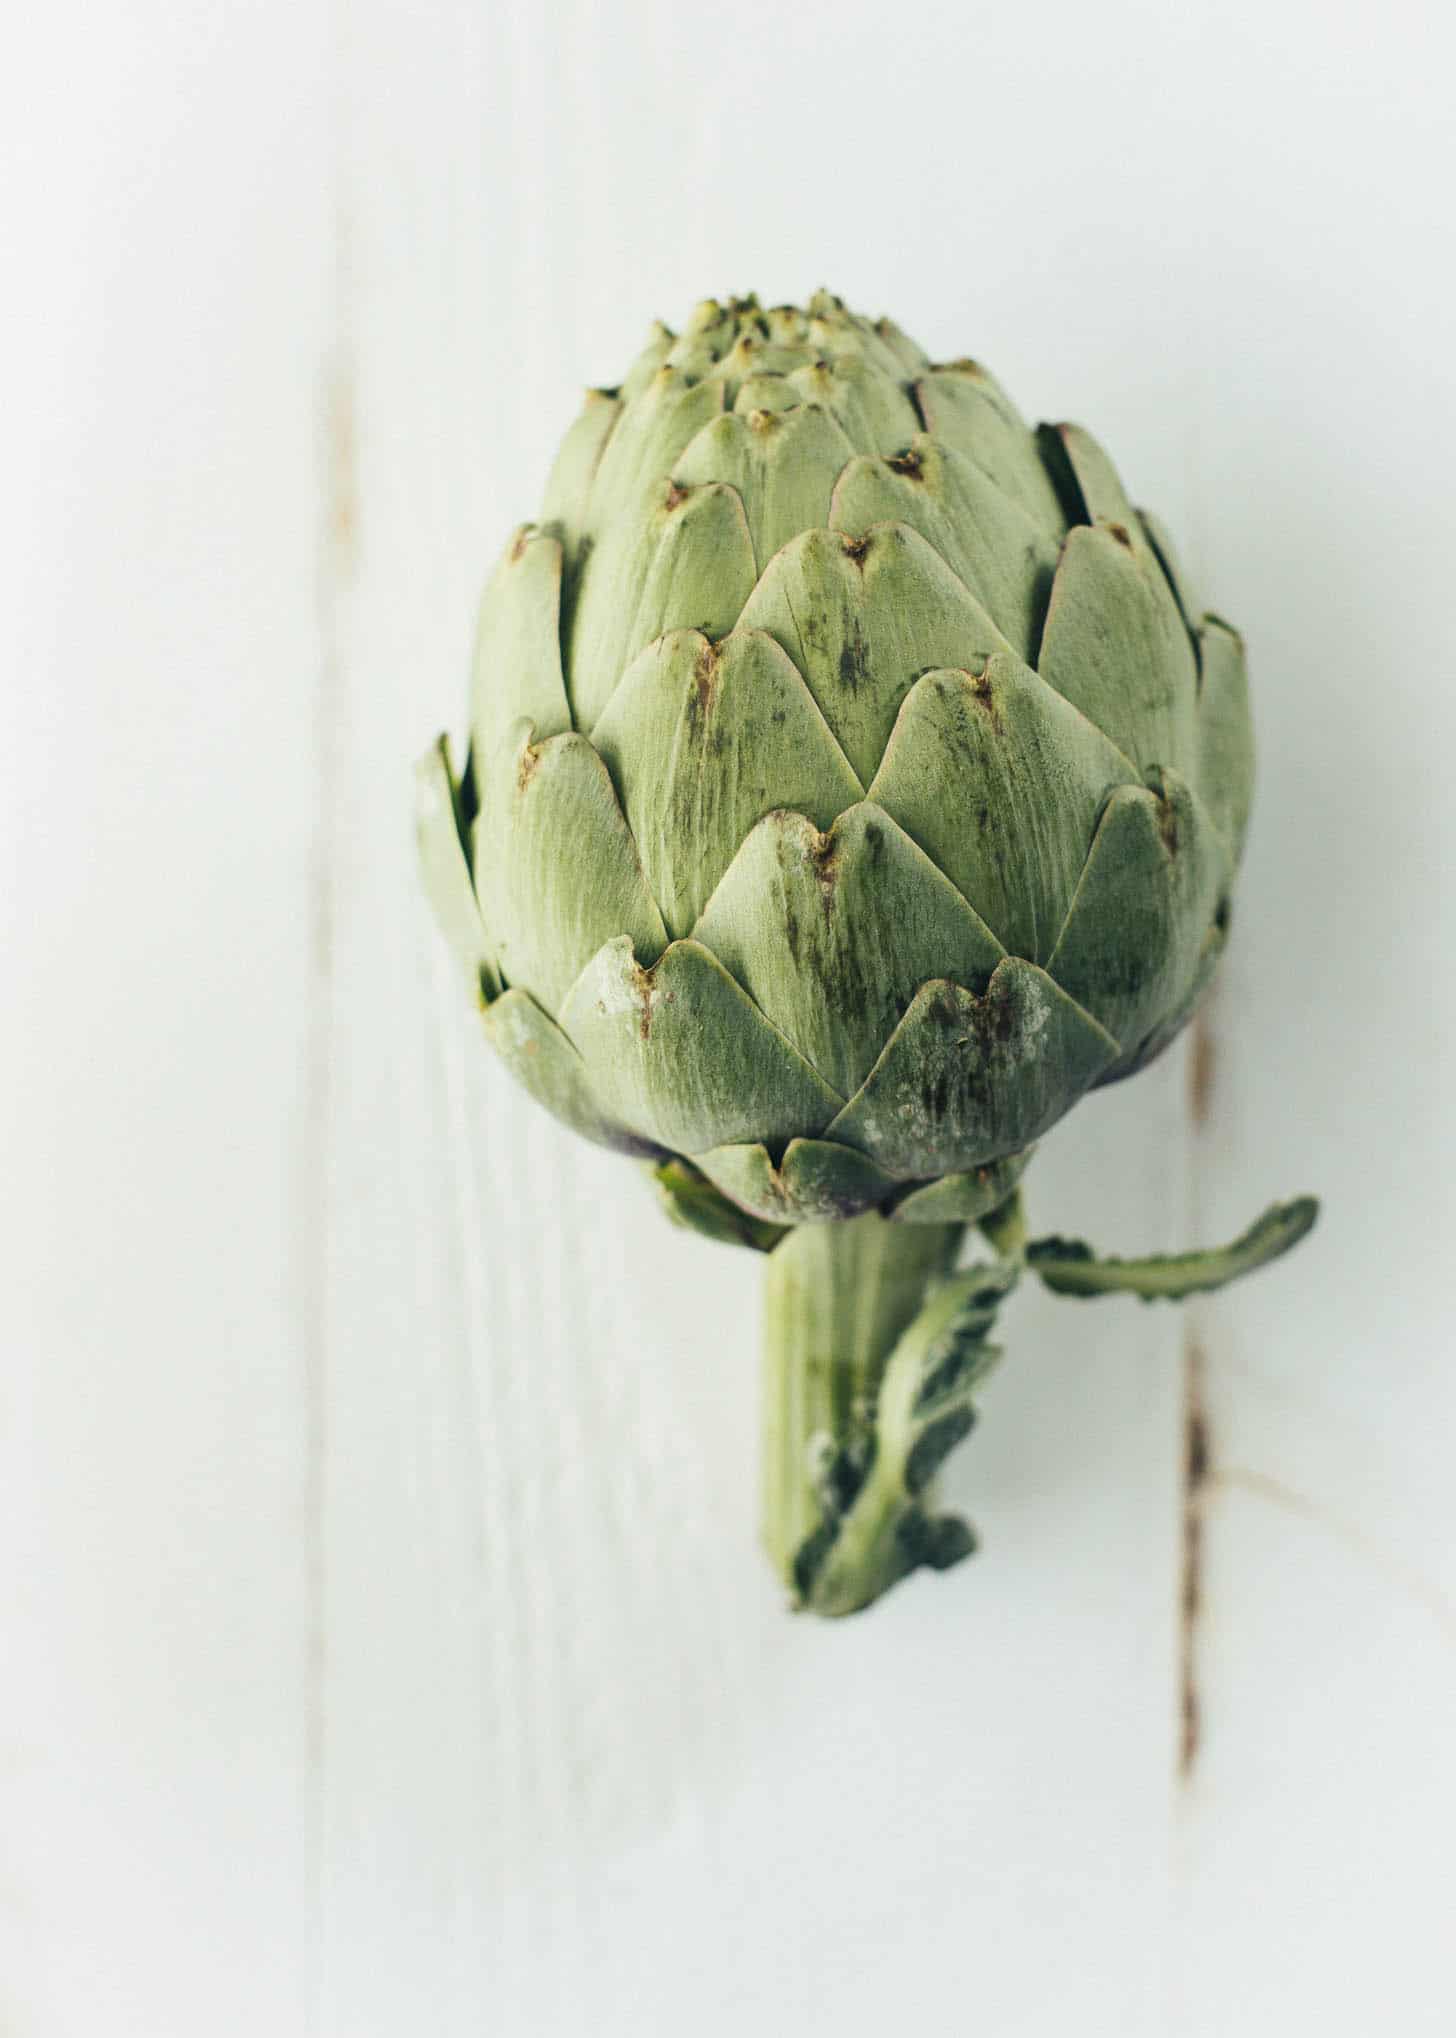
[763,1214,1013,1616]
[658,1158,1313,1615]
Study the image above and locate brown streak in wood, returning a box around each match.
[1188,1011,1216,1131]
[1181,999,1219,1779]
[1179,1330,1210,1780]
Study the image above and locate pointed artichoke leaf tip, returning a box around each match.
[651,1157,788,1254]
[414,732,500,1001]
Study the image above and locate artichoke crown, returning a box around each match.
[419,291,1254,1228]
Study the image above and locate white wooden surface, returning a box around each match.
[4,2,1453,2032]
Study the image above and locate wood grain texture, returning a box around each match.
[4,0,1453,2033]
[320,6,1196,2035]
[1167,14,1456,2011]
[0,4,332,2032]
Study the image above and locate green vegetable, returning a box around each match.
[418,292,1317,1614]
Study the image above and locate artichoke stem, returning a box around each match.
[762,1213,975,1616]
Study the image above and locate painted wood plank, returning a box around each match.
[0,6,331,2032]
[1171,8,1456,2023]
[12,1,1442,2031]
[320,4,1206,2031]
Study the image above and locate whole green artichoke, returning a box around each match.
[419,292,1314,1615]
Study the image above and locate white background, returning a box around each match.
[3,2,1453,2032]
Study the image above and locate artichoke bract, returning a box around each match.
[419,292,1315,1615]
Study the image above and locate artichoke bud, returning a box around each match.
[419,292,1246,1211]
[416,294,1314,1615]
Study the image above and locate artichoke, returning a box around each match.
[418,291,1316,1615]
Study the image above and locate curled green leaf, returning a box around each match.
[1027,1196,1319,1301]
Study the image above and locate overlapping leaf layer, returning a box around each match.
[419,293,1253,1224]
